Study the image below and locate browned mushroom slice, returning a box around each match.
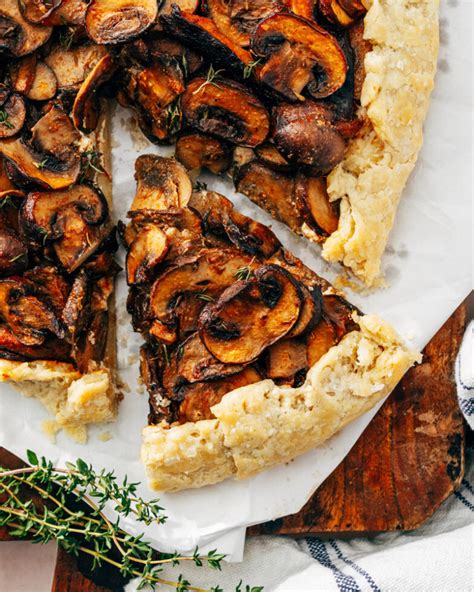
[9,54,37,94]
[283,0,315,20]
[25,62,58,101]
[31,106,81,163]
[0,326,71,361]
[182,77,270,148]
[189,189,281,258]
[199,265,302,364]
[22,184,109,271]
[175,133,230,174]
[205,0,283,47]
[126,224,168,285]
[19,0,61,24]
[85,0,158,44]
[45,44,109,90]
[295,175,339,236]
[286,284,322,337]
[254,144,291,172]
[62,271,92,343]
[23,264,70,316]
[0,213,28,276]
[267,337,307,379]
[177,366,261,422]
[149,248,254,344]
[0,137,80,189]
[306,316,336,365]
[147,36,203,77]
[323,293,357,338]
[0,279,62,346]
[43,0,88,26]
[0,0,52,56]
[174,333,246,383]
[338,0,366,19]
[0,94,26,138]
[126,60,185,142]
[162,8,252,74]
[131,155,192,211]
[272,102,345,173]
[252,13,347,100]
[318,0,354,27]
[0,158,24,199]
[72,54,115,133]
[234,161,305,233]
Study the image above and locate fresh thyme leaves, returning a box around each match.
[167,99,182,135]
[80,149,105,181]
[8,253,23,263]
[34,155,57,170]
[161,343,170,366]
[36,227,49,245]
[192,65,225,95]
[0,196,15,209]
[243,59,261,80]
[197,289,215,303]
[234,265,254,282]
[59,27,77,51]
[0,451,259,592]
[0,110,14,130]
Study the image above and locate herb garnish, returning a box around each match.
[234,265,254,282]
[80,149,105,181]
[0,110,14,130]
[166,99,182,135]
[0,451,262,591]
[243,59,261,80]
[34,155,57,170]
[192,65,225,95]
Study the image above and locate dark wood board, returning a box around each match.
[1,292,472,592]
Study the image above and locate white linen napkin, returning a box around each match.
[145,322,474,592]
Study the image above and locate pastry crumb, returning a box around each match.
[98,430,113,442]
[41,419,60,443]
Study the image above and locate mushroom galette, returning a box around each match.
[0,0,437,481]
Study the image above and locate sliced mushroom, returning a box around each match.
[149,248,254,344]
[0,0,52,56]
[206,0,283,47]
[182,77,269,147]
[147,36,203,77]
[234,161,305,233]
[131,155,192,212]
[286,283,322,337]
[0,279,62,345]
[42,0,88,26]
[0,212,28,276]
[349,20,371,101]
[85,0,158,44]
[172,332,246,384]
[0,137,80,189]
[175,133,230,174]
[189,189,281,258]
[45,44,109,90]
[0,157,24,199]
[72,54,115,133]
[0,325,71,361]
[19,0,61,24]
[23,264,70,316]
[283,0,315,20]
[162,7,252,74]
[22,184,109,271]
[157,0,198,18]
[126,224,168,285]
[306,316,335,365]
[254,143,291,172]
[125,59,184,142]
[318,0,354,27]
[199,264,303,363]
[9,54,37,94]
[30,105,80,164]
[0,94,26,138]
[25,61,58,101]
[272,101,345,173]
[338,0,366,18]
[323,293,357,338]
[267,337,307,379]
[62,271,92,343]
[295,175,339,236]
[177,366,261,422]
[252,13,347,100]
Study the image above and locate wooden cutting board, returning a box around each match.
[1,292,472,591]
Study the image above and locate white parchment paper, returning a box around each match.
[0,1,472,561]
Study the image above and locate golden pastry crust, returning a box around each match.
[142,314,420,491]
[322,0,440,285]
[0,109,119,432]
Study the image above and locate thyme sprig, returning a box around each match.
[0,109,14,130]
[80,149,105,181]
[34,155,57,170]
[166,99,182,135]
[0,451,260,591]
[192,65,225,95]
[243,59,261,80]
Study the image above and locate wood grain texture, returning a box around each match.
[250,294,471,536]
[52,548,111,592]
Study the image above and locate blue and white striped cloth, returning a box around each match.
[170,323,474,591]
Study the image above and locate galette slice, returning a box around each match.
[122,155,418,491]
